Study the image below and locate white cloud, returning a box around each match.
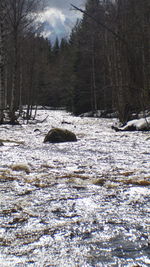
[39,8,69,41]
[40,8,66,26]
[38,1,85,42]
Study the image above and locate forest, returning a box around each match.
[0,0,150,124]
[1,1,150,265]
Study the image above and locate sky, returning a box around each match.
[40,0,86,43]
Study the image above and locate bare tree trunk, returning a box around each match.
[19,65,23,115]
[9,25,19,123]
[0,3,5,123]
[91,36,97,112]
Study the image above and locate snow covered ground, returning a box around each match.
[0,110,150,266]
[113,117,150,131]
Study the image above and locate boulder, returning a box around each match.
[44,128,77,143]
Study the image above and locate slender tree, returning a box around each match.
[0,1,6,123]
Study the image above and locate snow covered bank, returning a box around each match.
[80,110,118,118]
[112,117,150,131]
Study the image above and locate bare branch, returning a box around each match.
[71,4,128,45]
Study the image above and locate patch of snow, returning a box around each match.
[127,117,150,130]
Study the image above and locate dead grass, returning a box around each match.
[56,173,88,180]
[11,164,30,174]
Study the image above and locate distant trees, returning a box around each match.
[0,0,149,124]
[59,0,150,122]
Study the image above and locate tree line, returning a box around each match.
[50,0,150,123]
[0,0,150,124]
[0,0,46,124]
[60,0,150,123]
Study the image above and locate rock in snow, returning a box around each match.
[44,128,77,143]
[112,117,150,131]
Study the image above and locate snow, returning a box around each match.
[0,109,150,266]
[122,117,150,130]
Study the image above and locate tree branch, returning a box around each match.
[71,4,128,45]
